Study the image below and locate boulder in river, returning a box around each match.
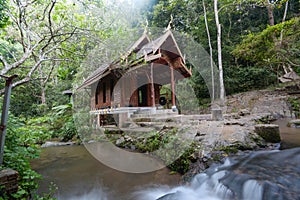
[254,124,281,143]
[41,141,75,147]
[287,119,300,128]
[115,137,125,146]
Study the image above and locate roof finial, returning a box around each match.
[143,19,149,35]
[165,15,173,32]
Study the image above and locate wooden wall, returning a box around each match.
[91,75,161,109]
[92,76,115,109]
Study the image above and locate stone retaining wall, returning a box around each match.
[0,168,18,195]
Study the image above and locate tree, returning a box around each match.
[0,0,109,96]
[203,0,215,101]
[232,17,300,75]
[0,0,75,93]
[214,0,225,104]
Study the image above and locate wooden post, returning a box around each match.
[166,92,169,108]
[170,66,176,111]
[150,63,155,107]
[0,75,18,165]
[121,78,125,107]
[97,114,100,127]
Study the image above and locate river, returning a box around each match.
[273,118,300,149]
[31,145,181,200]
[31,118,300,200]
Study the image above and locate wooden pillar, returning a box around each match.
[129,75,138,107]
[0,75,18,165]
[97,114,100,127]
[150,63,155,107]
[121,77,125,107]
[170,66,176,110]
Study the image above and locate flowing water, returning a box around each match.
[31,145,181,200]
[32,119,300,200]
[274,118,300,149]
[141,147,300,200]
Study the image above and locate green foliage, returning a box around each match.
[0,0,8,28]
[224,66,277,94]
[51,103,77,142]
[1,115,59,199]
[1,115,41,199]
[219,145,239,154]
[135,131,169,152]
[134,129,196,174]
[288,97,300,118]
[33,182,57,200]
[17,116,53,145]
[232,17,300,74]
[168,142,196,174]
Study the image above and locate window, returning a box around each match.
[95,83,100,105]
[103,82,106,103]
[139,89,143,105]
[110,79,114,101]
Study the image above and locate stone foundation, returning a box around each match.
[288,119,300,128]
[0,168,18,195]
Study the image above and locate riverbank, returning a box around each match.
[41,83,299,181]
[108,84,299,178]
[183,84,299,182]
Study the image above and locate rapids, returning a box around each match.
[140,147,300,200]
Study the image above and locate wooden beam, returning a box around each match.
[145,53,162,62]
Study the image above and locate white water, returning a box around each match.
[136,159,264,200]
[135,186,222,200]
[242,180,263,200]
[63,187,108,200]
[134,162,226,200]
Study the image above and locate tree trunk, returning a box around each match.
[279,1,289,46]
[267,0,275,26]
[39,65,47,105]
[214,0,225,104]
[41,86,46,105]
[203,0,215,102]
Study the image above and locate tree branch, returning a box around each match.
[0,44,18,62]
[48,0,56,38]
[0,48,33,75]
[0,55,8,69]
[43,63,55,85]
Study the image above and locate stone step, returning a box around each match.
[103,125,156,134]
[135,121,166,130]
[131,115,183,123]
[180,114,211,121]
[118,127,157,136]
[133,108,177,114]
[131,114,211,123]
[130,111,178,119]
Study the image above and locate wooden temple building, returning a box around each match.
[78,29,192,127]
